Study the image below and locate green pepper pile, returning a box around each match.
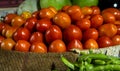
[61,51,120,71]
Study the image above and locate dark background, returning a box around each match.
[0,0,24,8]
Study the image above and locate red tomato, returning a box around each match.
[63,25,82,44]
[98,23,117,37]
[13,27,31,42]
[32,11,40,19]
[53,12,71,29]
[76,18,91,31]
[30,42,47,53]
[81,6,93,16]
[36,18,52,33]
[29,32,43,44]
[90,14,103,28]
[15,40,31,52]
[66,5,83,21]
[83,28,99,41]
[102,8,120,20]
[112,35,120,45]
[84,39,98,49]
[1,38,16,50]
[97,36,113,48]
[67,39,83,51]
[91,6,100,15]
[102,12,116,23]
[24,17,37,32]
[4,13,18,24]
[11,16,25,27]
[39,8,56,19]
[45,25,62,44]
[49,39,66,52]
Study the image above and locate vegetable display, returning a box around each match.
[0,0,120,53]
[61,50,120,71]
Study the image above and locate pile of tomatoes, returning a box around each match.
[0,5,120,53]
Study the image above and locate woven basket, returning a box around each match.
[0,49,78,71]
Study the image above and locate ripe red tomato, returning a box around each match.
[13,27,31,41]
[67,39,83,51]
[63,25,82,44]
[98,23,117,37]
[97,36,113,48]
[32,11,40,19]
[45,25,62,44]
[102,8,120,20]
[66,5,83,21]
[29,32,43,44]
[91,6,100,15]
[49,39,66,52]
[39,8,56,19]
[84,39,98,49]
[112,35,120,45]
[4,13,18,24]
[53,12,71,29]
[15,40,31,52]
[1,38,16,50]
[36,18,52,33]
[30,42,47,53]
[83,28,98,41]
[81,6,93,16]
[76,18,91,31]
[24,17,37,32]
[11,16,25,27]
[90,14,103,28]
[102,12,115,23]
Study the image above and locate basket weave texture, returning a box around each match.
[0,49,78,71]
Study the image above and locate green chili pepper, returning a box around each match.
[93,60,106,65]
[93,65,120,71]
[78,53,109,62]
[61,55,75,70]
[79,61,85,71]
[84,61,93,71]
